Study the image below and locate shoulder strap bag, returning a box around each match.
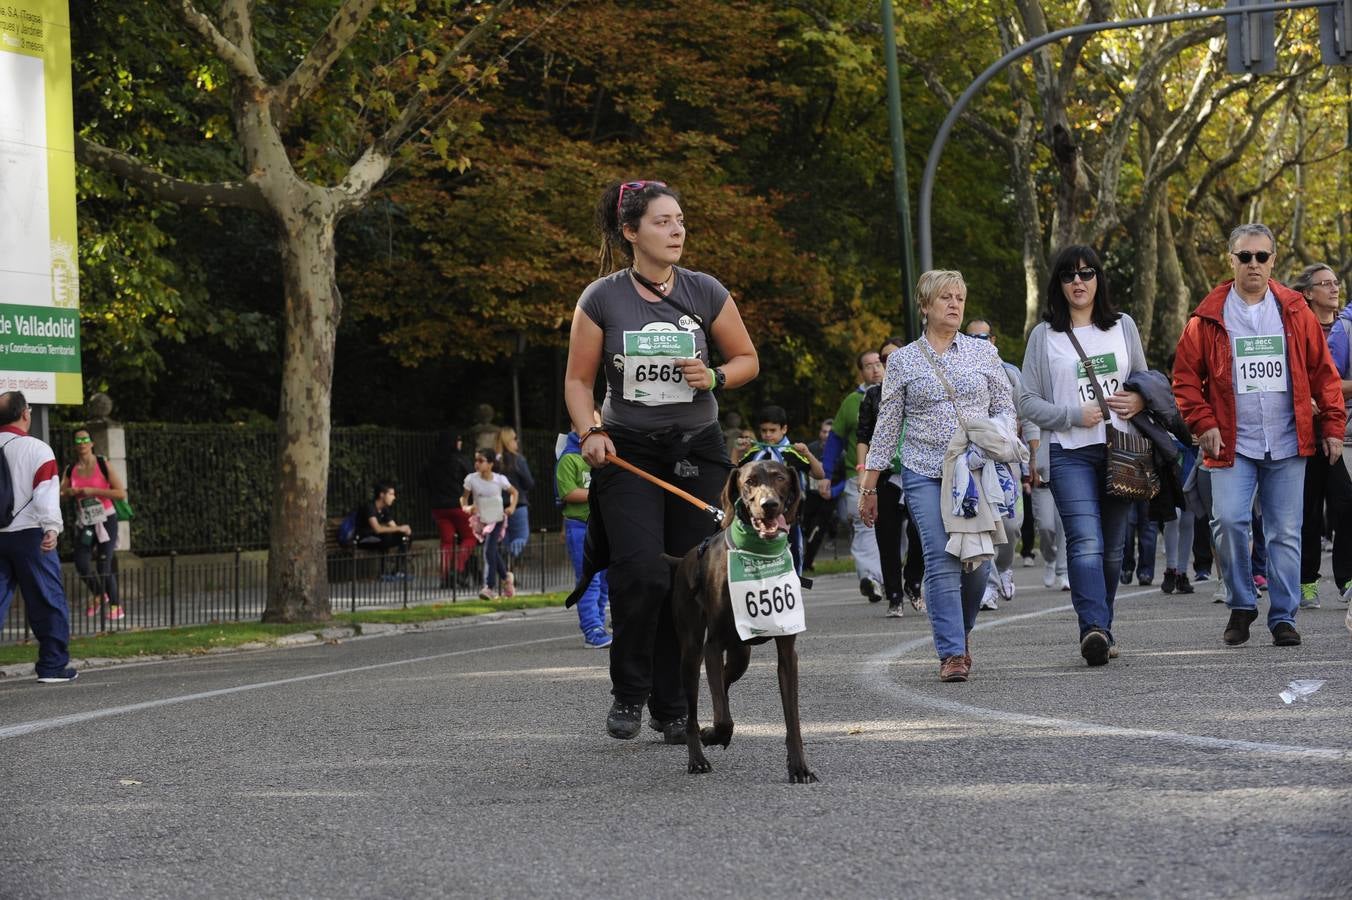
[1063,329,1159,501]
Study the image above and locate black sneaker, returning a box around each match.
[36,667,78,684]
[1175,573,1194,594]
[606,701,643,739]
[1223,608,1259,645]
[860,577,883,603]
[1272,622,1302,647]
[1161,570,1177,594]
[1138,575,1153,587]
[885,599,904,618]
[648,715,687,745]
[1080,629,1110,666]
[1119,570,1133,586]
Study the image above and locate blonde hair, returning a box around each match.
[494,426,518,458]
[915,269,966,321]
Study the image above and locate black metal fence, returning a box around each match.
[2,532,579,645]
[60,424,568,556]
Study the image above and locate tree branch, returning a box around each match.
[76,137,269,213]
[375,0,514,156]
[176,0,265,87]
[273,0,380,126]
[896,47,1014,151]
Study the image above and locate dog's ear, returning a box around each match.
[784,466,802,525]
[721,464,741,526]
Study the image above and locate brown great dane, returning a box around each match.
[667,458,817,783]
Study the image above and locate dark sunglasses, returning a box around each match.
[1058,267,1097,284]
[1232,250,1272,264]
[968,332,991,341]
[616,180,667,215]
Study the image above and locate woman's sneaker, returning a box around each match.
[502,572,516,598]
[108,604,125,621]
[85,597,101,617]
[583,628,612,649]
[1299,582,1321,609]
[478,586,497,601]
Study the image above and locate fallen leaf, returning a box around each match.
[118,779,142,786]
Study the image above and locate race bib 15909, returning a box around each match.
[1234,335,1287,394]
[728,547,805,641]
[621,328,697,404]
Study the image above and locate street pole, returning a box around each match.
[917,0,1338,271]
[881,0,918,340]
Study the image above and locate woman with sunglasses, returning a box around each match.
[59,429,128,620]
[564,179,758,742]
[1020,245,1147,666]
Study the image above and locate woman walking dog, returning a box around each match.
[563,179,758,742]
[859,270,1018,682]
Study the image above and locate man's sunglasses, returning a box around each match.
[617,180,666,215]
[1058,267,1097,284]
[1232,250,1272,264]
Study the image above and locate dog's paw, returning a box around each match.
[700,722,733,748]
[688,755,712,775]
[788,768,819,784]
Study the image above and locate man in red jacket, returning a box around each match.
[1174,224,1346,649]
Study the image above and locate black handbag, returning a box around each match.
[1064,330,1159,501]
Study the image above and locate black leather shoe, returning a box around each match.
[1223,608,1259,645]
[606,701,643,739]
[1272,622,1302,647]
[648,715,688,745]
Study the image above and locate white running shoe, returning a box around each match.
[1043,562,1056,589]
[1000,570,1016,601]
[979,586,1000,611]
[1058,574,1071,591]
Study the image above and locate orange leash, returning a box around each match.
[605,452,725,524]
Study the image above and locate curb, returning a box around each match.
[0,604,571,680]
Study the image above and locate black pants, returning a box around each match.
[1019,485,1036,557]
[358,533,410,573]
[592,423,728,721]
[1301,453,1352,587]
[800,489,835,570]
[875,478,922,600]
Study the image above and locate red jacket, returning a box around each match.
[1173,278,1345,468]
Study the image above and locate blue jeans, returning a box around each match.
[0,528,70,676]
[902,467,989,660]
[1209,454,1304,628]
[1122,500,1158,581]
[565,517,608,633]
[482,524,507,589]
[1048,444,1131,641]
[505,505,530,558]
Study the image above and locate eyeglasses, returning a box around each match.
[968,332,991,341]
[616,180,667,215]
[1058,268,1097,284]
[1312,279,1340,290]
[73,436,91,444]
[1232,250,1272,264]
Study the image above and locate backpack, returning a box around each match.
[0,435,26,529]
[336,507,362,549]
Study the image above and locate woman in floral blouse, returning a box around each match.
[859,270,1014,682]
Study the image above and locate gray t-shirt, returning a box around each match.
[578,267,729,431]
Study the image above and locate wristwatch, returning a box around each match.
[710,367,727,391]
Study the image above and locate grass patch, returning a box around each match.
[809,557,856,576]
[0,593,572,667]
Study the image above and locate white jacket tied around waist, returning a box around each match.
[939,416,1027,569]
[0,428,62,535]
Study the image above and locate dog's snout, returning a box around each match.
[761,496,781,514]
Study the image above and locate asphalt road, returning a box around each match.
[2,566,1350,899]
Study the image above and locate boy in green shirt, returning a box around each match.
[556,431,611,648]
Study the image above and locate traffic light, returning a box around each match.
[1320,0,1352,65]
[1226,0,1277,75]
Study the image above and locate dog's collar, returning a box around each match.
[728,503,789,556]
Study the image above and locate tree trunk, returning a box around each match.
[1129,201,1159,360]
[262,192,343,622]
[1155,203,1191,360]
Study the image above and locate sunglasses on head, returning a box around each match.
[616,180,667,216]
[1058,267,1097,284]
[1232,250,1271,264]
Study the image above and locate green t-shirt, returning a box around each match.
[831,388,866,471]
[555,452,593,521]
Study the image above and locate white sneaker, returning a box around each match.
[1000,570,1016,601]
[1022,556,1035,568]
[979,586,1000,610]
[1043,562,1056,589]
[1340,583,1352,607]
[1058,575,1071,591]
